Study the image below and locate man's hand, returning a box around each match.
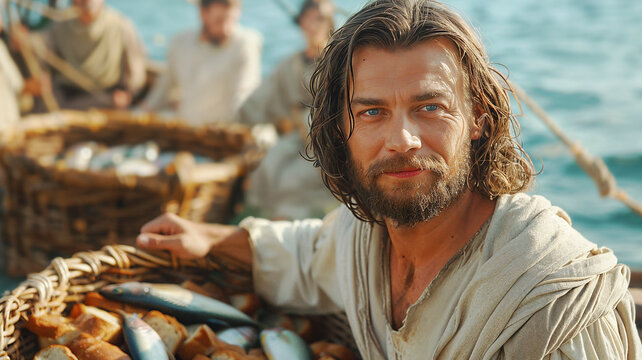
[112,89,132,109]
[137,213,252,266]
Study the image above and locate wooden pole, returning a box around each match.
[11,25,59,111]
[28,34,112,103]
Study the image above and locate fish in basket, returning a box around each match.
[0,245,359,360]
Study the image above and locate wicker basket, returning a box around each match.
[0,245,358,360]
[0,110,263,275]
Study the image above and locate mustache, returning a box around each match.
[366,155,447,178]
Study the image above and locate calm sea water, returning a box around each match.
[2,0,641,292]
[109,0,642,267]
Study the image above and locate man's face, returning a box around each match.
[73,0,104,22]
[200,3,240,44]
[299,8,332,46]
[344,38,482,227]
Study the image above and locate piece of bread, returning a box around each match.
[178,324,219,360]
[26,314,76,339]
[178,324,246,360]
[209,349,245,360]
[310,341,357,360]
[69,304,122,344]
[33,344,79,360]
[83,292,146,316]
[228,293,262,317]
[67,333,131,360]
[142,310,188,354]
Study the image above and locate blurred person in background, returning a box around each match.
[142,0,262,126]
[0,5,23,126]
[40,0,147,110]
[0,3,42,126]
[238,0,338,220]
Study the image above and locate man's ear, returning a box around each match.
[471,104,486,140]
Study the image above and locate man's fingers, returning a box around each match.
[140,213,181,234]
[137,232,183,251]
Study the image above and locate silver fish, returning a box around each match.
[100,282,260,328]
[119,310,172,360]
[217,326,259,351]
[260,328,312,360]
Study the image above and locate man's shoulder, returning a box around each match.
[167,30,199,50]
[232,26,263,48]
[170,29,199,43]
[486,193,597,258]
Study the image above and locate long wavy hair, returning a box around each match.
[305,0,535,223]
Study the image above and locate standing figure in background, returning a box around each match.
[238,0,337,220]
[143,0,262,126]
[42,0,147,110]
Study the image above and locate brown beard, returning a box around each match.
[346,142,472,228]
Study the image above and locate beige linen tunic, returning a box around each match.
[237,51,312,128]
[44,7,146,108]
[144,28,262,126]
[240,193,642,359]
[0,40,22,126]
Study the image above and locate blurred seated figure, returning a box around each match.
[238,0,338,220]
[42,0,147,110]
[142,0,262,126]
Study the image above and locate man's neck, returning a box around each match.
[385,190,495,262]
[386,190,496,329]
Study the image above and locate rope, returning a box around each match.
[509,80,642,217]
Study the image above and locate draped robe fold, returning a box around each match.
[241,193,641,359]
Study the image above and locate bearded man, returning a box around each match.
[136,0,641,358]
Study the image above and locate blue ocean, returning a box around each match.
[1,0,641,291]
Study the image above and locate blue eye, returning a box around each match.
[364,109,380,116]
[422,105,438,112]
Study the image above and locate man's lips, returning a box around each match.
[383,169,424,178]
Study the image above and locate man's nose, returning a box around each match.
[385,114,421,153]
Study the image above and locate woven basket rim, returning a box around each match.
[0,244,250,357]
[0,109,262,190]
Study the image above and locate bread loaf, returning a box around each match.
[177,324,219,360]
[26,314,75,339]
[142,310,188,354]
[67,333,131,360]
[69,304,122,344]
[33,345,79,360]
